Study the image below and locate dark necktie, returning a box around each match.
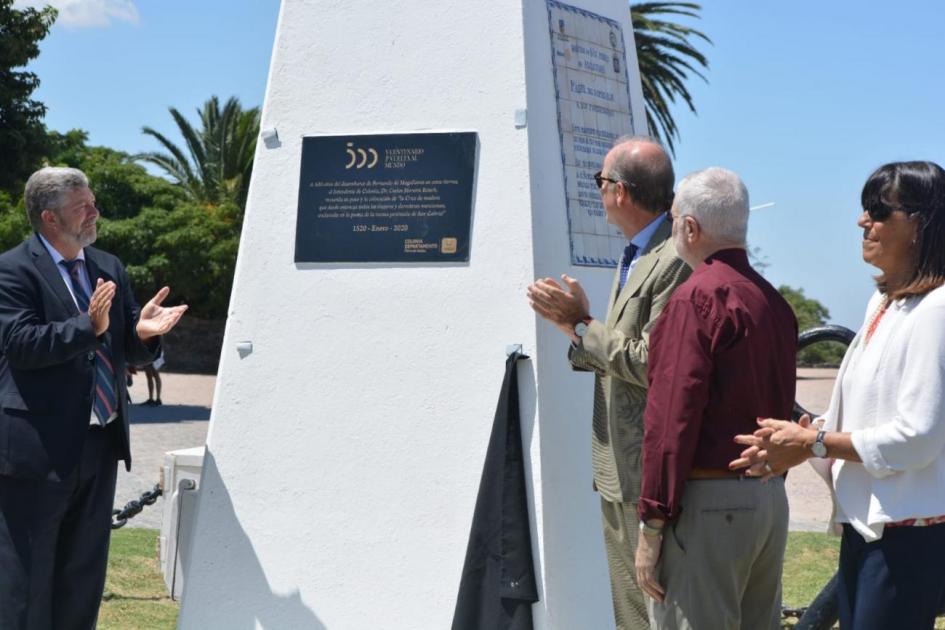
[60,259,118,426]
[618,243,639,291]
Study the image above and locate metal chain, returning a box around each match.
[111,484,163,529]
[782,605,808,619]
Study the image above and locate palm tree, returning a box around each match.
[631,2,710,155]
[137,96,260,209]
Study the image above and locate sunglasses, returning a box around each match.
[593,170,636,190]
[865,205,921,222]
[593,170,619,189]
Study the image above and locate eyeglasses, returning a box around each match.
[594,170,621,190]
[864,205,920,222]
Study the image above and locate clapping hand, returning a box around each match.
[527,274,590,341]
[88,278,116,336]
[136,286,188,341]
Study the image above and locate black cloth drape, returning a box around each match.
[451,351,537,630]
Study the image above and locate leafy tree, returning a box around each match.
[0,190,29,252]
[97,202,241,319]
[44,128,90,164]
[0,0,57,195]
[43,130,186,218]
[0,125,238,318]
[779,285,846,366]
[136,96,260,210]
[779,285,830,331]
[631,2,710,155]
[64,146,186,219]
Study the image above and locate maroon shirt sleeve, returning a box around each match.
[637,293,720,523]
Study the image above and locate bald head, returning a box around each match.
[607,136,675,215]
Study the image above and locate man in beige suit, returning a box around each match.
[527,137,690,630]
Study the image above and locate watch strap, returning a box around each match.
[639,520,664,538]
[812,430,827,458]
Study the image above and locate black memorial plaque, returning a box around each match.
[295,132,477,263]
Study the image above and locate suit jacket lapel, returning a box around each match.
[606,258,622,314]
[607,218,672,326]
[83,249,107,287]
[28,234,79,316]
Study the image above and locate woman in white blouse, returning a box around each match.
[730,161,945,629]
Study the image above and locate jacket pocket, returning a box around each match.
[2,391,51,415]
[2,393,28,411]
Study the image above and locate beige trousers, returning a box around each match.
[601,497,649,630]
[648,477,788,630]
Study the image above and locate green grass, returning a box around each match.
[100,529,943,629]
[782,531,841,608]
[98,528,178,630]
[780,532,840,628]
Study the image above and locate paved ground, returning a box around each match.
[116,373,215,529]
[117,368,840,531]
[784,368,838,531]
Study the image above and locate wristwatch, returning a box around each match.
[573,317,593,338]
[639,520,664,538]
[811,430,827,458]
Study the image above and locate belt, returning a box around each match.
[688,467,745,480]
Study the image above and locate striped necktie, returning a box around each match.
[60,259,118,426]
[618,243,639,291]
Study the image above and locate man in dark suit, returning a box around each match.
[0,167,187,629]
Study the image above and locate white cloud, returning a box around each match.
[12,0,140,28]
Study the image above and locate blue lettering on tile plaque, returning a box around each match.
[295,132,477,263]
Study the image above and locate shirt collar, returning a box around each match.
[629,212,666,252]
[703,247,749,266]
[696,247,750,275]
[37,232,85,265]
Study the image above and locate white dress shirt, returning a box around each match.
[626,212,666,274]
[37,233,91,308]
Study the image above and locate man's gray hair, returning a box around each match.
[24,167,90,231]
[674,167,749,245]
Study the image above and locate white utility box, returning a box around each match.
[159,446,204,600]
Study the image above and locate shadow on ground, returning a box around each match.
[128,403,211,424]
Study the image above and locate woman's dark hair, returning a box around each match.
[861,160,945,299]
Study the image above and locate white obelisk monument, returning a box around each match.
[179,1,648,627]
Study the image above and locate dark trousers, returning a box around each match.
[0,425,119,630]
[838,521,945,630]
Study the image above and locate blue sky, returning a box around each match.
[21,0,280,156]
[18,0,945,328]
[668,1,945,328]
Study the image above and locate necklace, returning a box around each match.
[864,296,891,345]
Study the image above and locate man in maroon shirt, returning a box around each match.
[634,168,797,629]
